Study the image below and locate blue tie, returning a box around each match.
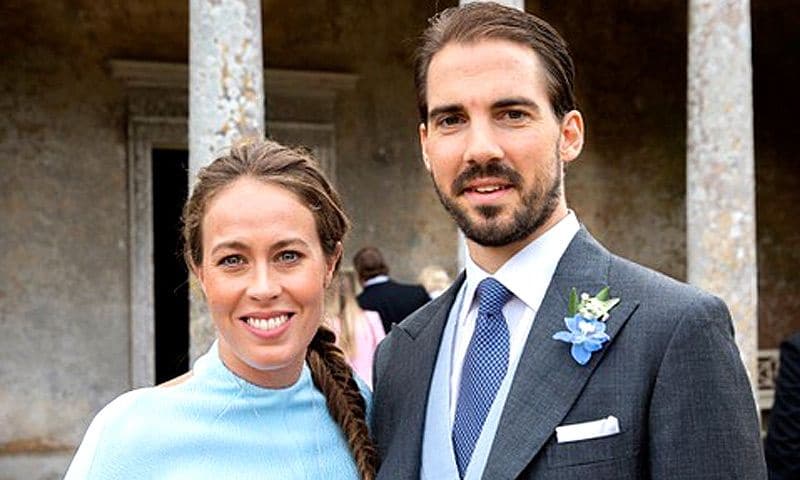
[452,277,513,478]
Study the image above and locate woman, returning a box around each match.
[325,270,386,387]
[65,139,377,479]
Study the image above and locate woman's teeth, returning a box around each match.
[245,315,289,331]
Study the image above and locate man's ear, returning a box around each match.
[559,110,585,164]
[325,242,344,288]
[419,122,432,171]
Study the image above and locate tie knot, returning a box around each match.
[476,277,512,317]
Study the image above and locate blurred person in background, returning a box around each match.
[765,331,800,480]
[326,270,386,388]
[353,246,430,333]
[418,264,453,299]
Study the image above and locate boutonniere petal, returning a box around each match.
[553,287,620,365]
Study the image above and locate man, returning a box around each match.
[371,3,766,479]
[353,246,431,333]
[765,332,800,479]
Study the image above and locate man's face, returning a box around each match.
[420,39,583,248]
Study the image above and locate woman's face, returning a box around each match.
[195,177,339,388]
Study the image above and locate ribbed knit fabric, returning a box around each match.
[64,342,368,479]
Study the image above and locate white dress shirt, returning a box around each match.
[362,274,389,287]
[449,211,580,423]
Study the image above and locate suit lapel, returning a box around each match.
[483,229,639,479]
[381,274,465,477]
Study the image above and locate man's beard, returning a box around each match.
[432,156,562,247]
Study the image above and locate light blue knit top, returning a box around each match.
[64,343,370,479]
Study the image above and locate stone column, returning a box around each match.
[687,0,758,391]
[460,0,524,10]
[189,0,265,361]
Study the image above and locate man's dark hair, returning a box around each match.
[353,246,390,283]
[414,2,577,123]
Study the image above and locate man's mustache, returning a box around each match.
[451,161,524,194]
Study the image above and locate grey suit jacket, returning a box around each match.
[371,229,766,479]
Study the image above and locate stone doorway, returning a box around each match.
[152,148,191,383]
[112,60,356,387]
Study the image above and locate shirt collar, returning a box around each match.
[363,275,390,287]
[463,211,580,312]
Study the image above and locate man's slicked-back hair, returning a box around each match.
[414,2,577,123]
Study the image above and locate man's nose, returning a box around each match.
[246,265,281,300]
[462,119,504,164]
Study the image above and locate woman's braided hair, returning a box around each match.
[308,326,378,480]
[182,138,377,479]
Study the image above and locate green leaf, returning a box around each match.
[568,288,579,316]
[596,286,610,301]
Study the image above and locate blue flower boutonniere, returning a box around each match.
[552,287,620,365]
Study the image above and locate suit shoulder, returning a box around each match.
[607,253,734,340]
[782,332,800,351]
[610,254,723,306]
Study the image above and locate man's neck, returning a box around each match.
[468,207,569,273]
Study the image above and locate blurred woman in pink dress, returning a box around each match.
[326,270,386,387]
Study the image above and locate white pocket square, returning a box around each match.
[555,415,620,444]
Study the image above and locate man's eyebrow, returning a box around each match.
[427,98,542,120]
[492,97,541,113]
[428,104,463,120]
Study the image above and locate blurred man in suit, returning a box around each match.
[353,246,431,333]
[765,332,800,480]
[371,3,766,479]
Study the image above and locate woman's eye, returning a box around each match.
[219,255,245,267]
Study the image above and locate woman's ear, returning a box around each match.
[325,242,344,288]
[192,262,207,297]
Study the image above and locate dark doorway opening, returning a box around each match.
[152,149,190,384]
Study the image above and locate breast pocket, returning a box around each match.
[546,429,637,468]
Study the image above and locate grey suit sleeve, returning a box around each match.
[370,335,389,433]
[647,295,766,479]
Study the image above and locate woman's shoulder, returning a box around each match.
[84,386,177,444]
[80,378,202,448]
[93,387,155,425]
[64,387,163,479]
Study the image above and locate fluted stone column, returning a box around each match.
[460,0,524,10]
[687,0,758,390]
[189,0,265,361]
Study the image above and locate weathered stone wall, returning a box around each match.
[260,0,460,280]
[534,0,800,347]
[531,0,689,281]
[0,2,189,477]
[752,1,800,348]
[0,0,797,478]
